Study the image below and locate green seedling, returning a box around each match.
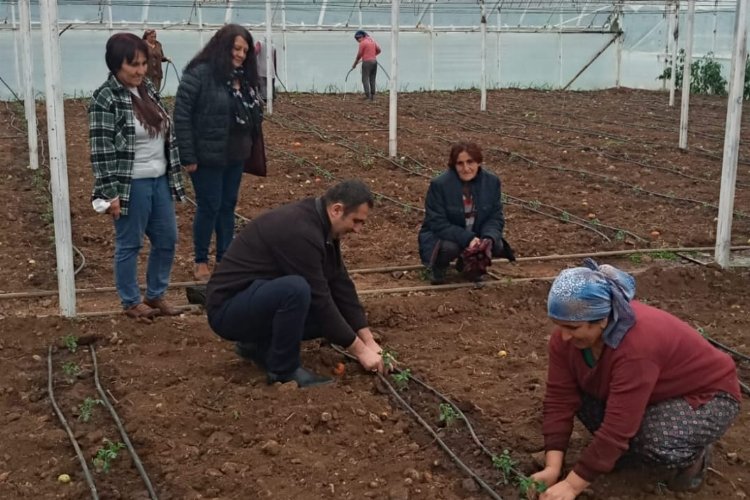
[492,449,517,484]
[62,361,81,380]
[381,349,398,371]
[696,326,708,338]
[391,369,411,391]
[628,253,642,264]
[93,440,125,473]
[402,204,412,214]
[650,251,678,261]
[232,409,240,420]
[560,211,571,223]
[518,476,548,496]
[438,403,460,427]
[589,218,601,226]
[78,397,103,423]
[615,230,625,241]
[528,200,541,210]
[62,334,78,353]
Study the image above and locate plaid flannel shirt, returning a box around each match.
[89,74,185,215]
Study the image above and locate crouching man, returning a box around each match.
[205,180,385,387]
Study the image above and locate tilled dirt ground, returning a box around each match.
[0,89,748,499]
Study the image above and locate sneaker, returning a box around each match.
[668,445,712,492]
[430,267,447,285]
[267,367,333,388]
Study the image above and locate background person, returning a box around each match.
[205,180,386,388]
[254,38,277,103]
[89,33,185,321]
[351,30,381,101]
[533,259,741,499]
[142,29,170,91]
[417,141,513,285]
[174,24,263,282]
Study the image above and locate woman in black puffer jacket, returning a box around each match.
[174,24,263,281]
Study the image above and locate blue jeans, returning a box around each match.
[208,275,323,374]
[114,176,177,309]
[190,162,243,264]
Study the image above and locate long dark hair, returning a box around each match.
[186,24,258,86]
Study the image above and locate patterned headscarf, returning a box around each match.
[547,258,636,348]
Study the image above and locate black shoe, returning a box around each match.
[185,285,207,306]
[234,342,268,370]
[430,267,447,285]
[266,367,333,388]
[668,445,712,492]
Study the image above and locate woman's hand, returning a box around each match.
[538,479,578,500]
[107,198,121,220]
[469,237,481,248]
[183,163,198,173]
[531,467,560,489]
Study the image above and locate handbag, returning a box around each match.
[243,125,267,177]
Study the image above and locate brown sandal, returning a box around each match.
[124,303,158,323]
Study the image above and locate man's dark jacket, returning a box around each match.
[206,197,367,347]
[174,62,236,167]
[418,167,506,266]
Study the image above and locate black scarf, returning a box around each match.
[226,68,263,137]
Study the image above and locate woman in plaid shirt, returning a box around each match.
[89,33,185,322]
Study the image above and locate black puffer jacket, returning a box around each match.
[174,62,235,167]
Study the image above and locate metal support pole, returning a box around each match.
[678,0,695,150]
[480,2,487,111]
[19,0,39,170]
[12,5,22,95]
[282,0,288,90]
[317,0,328,26]
[429,4,434,91]
[265,0,273,115]
[141,0,150,29]
[388,0,399,158]
[614,1,623,87]
[39,0,76,317]
[668,0,679,105]
[715,0,748,267]
[198,3,204,46]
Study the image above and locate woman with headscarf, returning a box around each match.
[89,33,185,321]
[351,30,381,101]
[533,259,741,499]
[142,29,170,91]
[174,24,263,281]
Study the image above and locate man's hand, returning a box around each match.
[184,163,198,173]
[107,198,121,220]
[357,327,381,352]
[348,337,384,374]
[468,237,481,249]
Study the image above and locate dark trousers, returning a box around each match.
[189,162,243,264]
[208,275,322,374]
[361,60,377,98]
[433,240,505,270]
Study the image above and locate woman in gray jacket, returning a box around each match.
[174,24,262,281]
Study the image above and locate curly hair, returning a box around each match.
[185,24,259,86]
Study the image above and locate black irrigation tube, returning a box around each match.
[275,104,636,243]
[702,333,750,394]
[90,346,159,500]
[47,346,100,499]
[329,345,504,500]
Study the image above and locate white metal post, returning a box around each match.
[429,4,434,91]
[19,0,39,171]
[141,0,150,29]
[558,9,563,87]
[12,5,22,96]
[107,0,113,31]
[389,0,399,158]
[678,0,695,150]
[497,8,502,87]
[480,1,487,111]
[225,1,233,24]
[614,1,623,87]
[39,0,76,316]
[668,0,679,106]
[265,0,273,115]
[198,4,204,46]
[715,0,748,267]
[317,0,328,26]
[711,0,719,52]
[281,0,288,91]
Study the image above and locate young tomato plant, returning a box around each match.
[381,348,398,371]
[492,449,517,484]
[78,397,103,423]
[390,369,411,391]
[93,440,125,473]
[438,403,460,427]
[62,361,81,382]
[61,334,78,353]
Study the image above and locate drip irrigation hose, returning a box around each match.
[2,246,749,301]
[90,346,159,500]
[47,346,100,499]
[0,74,22,103]
[703,335,750,364]
[376,62,391,81]
[329,345,503,500]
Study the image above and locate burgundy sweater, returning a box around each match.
[542,301,741,482]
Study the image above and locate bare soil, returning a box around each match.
[0,89,748,499]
